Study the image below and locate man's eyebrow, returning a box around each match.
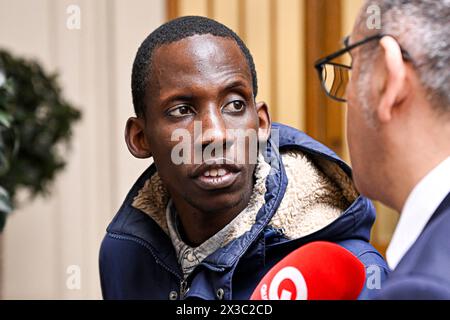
[160,93,194,106]
[222,80,251,92]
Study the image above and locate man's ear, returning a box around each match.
[376,36,408,123]
[125,117,152,158]
[256,101,271,142]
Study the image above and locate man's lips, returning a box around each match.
[191,158,241,178]
[191,159,241,191]
[193,170,240,191]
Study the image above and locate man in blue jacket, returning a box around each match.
[314,0,450,299]
[99,16,388,300]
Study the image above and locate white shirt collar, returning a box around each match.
[386,156,450,270]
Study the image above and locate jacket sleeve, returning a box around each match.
[336,239,390,300]
[375,274,450,300]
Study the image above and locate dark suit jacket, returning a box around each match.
[376,192,450,299]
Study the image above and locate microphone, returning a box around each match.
[250,241,366,300]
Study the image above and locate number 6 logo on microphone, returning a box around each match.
[261,266,308,300]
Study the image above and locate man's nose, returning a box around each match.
[198,105,227,148]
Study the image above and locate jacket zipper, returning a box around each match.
[180,279,189,299]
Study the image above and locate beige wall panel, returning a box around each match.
[212,0,239,33]
[179,0,208,16]
[112,0,163,211]
[275,0,304,131]
[244,0,272,112]
[0,0,165,299]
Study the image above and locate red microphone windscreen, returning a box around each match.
[250,241,366,300]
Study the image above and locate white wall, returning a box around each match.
[0,0,164,299]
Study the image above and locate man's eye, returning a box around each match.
[222,100,246,113]
[167,105,194,117]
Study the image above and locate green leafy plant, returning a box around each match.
[0,49,81,231]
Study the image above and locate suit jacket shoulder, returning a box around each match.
[376,193,450,299]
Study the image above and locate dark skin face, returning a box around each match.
[125,34,271,246]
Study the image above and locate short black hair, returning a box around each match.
[131,16,258,117]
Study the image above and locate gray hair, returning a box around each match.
[358,0,450,114]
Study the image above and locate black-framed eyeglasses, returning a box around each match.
[314,34,413,103]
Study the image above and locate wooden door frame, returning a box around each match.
[166,0,178,20]
[304,0,345,157]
